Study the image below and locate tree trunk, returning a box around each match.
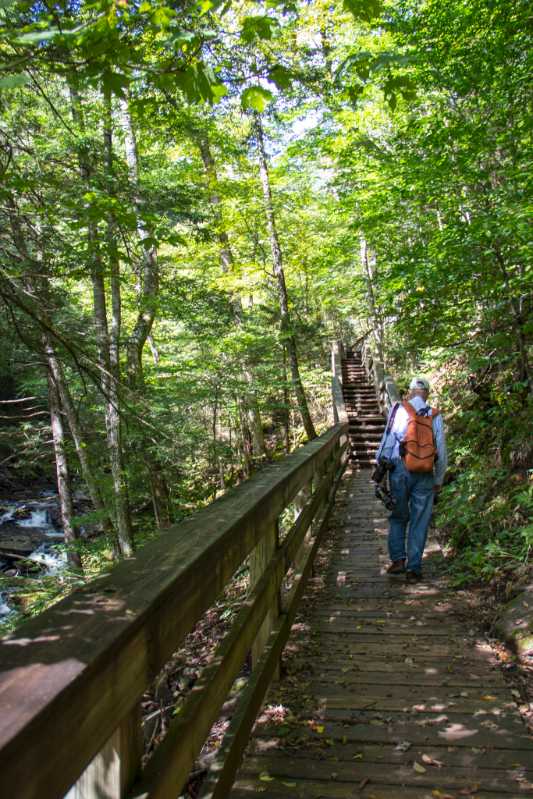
[254,115,317,441]
[69,79,134,556]
[197,131,267,460]
[360,235,385,365]
[121,98,172,527]
[492,243,531,395]
[46,365,83,571]
[282,345,291,453]
[6,192,113,536]
[43,335,113,533]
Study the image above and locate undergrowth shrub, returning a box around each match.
[436,390,533,588]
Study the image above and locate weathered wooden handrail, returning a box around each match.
[331,340,348,425]
[359,340,400,416]
[0,421,348,799]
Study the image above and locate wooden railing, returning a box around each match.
[359,340,400,416]
[331,341,348,426]
[0,400,348,798]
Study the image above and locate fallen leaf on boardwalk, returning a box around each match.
[432,791,455,799]
[413,761,427,773]
[259,772,274,782]
[394,740,412,753]
[458,786,479,795]
[422,753,444,767]
[359,777,370,789]
[315,724,325,733]
[481,694,497,701]
[281,781,297,788]
[353,752,363,759]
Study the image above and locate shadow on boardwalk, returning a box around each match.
[230,468,533,798]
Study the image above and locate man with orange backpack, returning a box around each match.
[374,377,447,583]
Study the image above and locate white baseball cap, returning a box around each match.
[409,376,430,391]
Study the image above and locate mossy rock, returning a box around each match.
[494,585,533,658]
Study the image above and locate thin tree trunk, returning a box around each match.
[254,115,317,441]
[197,132,267,459]
[360,235,385,365]
[69,79,134,556]
[6,193,113,535]
[492,243,531,394]
[282,345,291,453]
[43,335,113,533]
[103,86,121,381]
[121,98,172,528]
[46,366,83,571]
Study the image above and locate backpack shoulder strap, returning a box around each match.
[385,401,399,432]
[402,400,416,417]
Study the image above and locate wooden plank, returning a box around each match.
[309,669,506,688]
[308,685,513,714]
[238,755,533,793]
[67,706,142,799]
[251,520,280,668]
[253,718,533,750]
[0,424,347,799]
[251,738,533,771]
[230,781,530,799]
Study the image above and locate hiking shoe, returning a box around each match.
[387,559,406,575]
[406,570,422,583]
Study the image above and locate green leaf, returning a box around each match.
[268,65,292,90]
[241,15,278,43]
[0,73,30,89]
[343,0,383,23]
[211,83,228,103]
[241,86,273,112]
[103,71,131,98]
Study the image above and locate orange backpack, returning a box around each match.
[400,401,440,473]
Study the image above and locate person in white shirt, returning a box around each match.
[375,377,447,582]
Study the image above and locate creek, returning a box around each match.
[0,494,66,619]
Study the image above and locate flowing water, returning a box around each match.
[0,495,66,618]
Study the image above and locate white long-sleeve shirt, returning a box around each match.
[376,395,448,485]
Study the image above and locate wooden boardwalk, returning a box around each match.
[229,469,533,798]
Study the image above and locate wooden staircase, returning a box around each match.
[342,350,385,467]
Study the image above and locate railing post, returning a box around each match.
[66,706,142,799]
[249,520,280,675]
[294,478,313,574]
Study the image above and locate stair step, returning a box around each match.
[344,400,379,404]
[346,407,380,411]
[350,447,379,456]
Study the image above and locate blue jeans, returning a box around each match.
[388,459,434,573]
